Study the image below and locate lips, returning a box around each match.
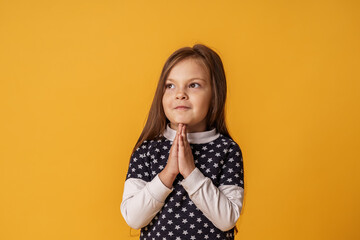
[175,106,190,109]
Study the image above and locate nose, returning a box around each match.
[175,88,188,100]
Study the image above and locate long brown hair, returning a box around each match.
[131,43,232,154]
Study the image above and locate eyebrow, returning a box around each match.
[166,78,207,82]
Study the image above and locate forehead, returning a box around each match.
[166,58,210,82]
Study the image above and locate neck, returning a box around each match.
[170,121,207,133]
[163,123,220,144]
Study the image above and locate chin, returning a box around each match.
[171,118,191,125]
[176,119,191,124]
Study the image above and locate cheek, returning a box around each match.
[162,94,167,104]
[196,93,211,108]
[162,95,171,110]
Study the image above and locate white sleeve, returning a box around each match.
[180,167,244,231]
[120,174,173,229]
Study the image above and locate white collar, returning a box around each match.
[162,123,220,144]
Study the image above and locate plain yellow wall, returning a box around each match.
[1,0,359,239]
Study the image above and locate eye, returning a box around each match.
[189,83,200,88]
[165,83,174,89]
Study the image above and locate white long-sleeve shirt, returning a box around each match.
[120,123,244,239]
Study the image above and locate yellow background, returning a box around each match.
[1,0,359,239]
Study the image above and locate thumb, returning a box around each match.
[172,131,179,157]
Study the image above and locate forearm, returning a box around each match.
[120,175,173,229]
[181,168,244,231]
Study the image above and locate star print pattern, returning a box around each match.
[125,133,244,240]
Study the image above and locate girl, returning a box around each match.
[120,44,244,240]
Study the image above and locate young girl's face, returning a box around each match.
[162,58,212,133]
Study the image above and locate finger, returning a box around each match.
[176,128,180,145]
[179,124,185,141]
[179,131,184,148]
[177,123,182,141]
[183,124,188,143]
[176,126,181,145]
[173,135,178,158]
[174,124,181,143]
[170,134,176,151]
[182,124,188,148]
[171,128,179,154]
[179,123,183,135]
[181,124,185,139]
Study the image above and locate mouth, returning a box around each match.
[175,106,190,110]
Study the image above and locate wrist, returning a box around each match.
[159,168,177,189]
[181,166,196,179]
[163,166,178,179]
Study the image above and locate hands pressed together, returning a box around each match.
[159,123,196,188]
